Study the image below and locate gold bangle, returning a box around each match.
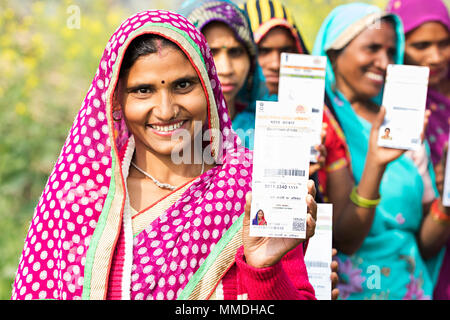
[349,186,381,209]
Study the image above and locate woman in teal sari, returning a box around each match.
[312,3,450,299]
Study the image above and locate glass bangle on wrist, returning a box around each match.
[431,198,450,226]
[349,186,381,209]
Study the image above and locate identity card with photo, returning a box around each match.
[250,100,311,239]
[378,64,429,150]
[304,203,333,300]
[278,53,327,163]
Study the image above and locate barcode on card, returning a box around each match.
[293,218,306,232]
[264,168,306,177]
[305,261,329,268]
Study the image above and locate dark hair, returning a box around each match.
[119,34,179,78]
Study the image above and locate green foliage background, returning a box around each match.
[1,0,450,300]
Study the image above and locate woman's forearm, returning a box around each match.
[418,200,450,259]
[329,158,387,255]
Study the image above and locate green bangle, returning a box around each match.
[350,186,381,208]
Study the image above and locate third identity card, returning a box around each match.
[378,64,429,150]
[278,53,327,162]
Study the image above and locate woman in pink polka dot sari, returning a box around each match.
[11,10,316,300]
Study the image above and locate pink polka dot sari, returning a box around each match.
[12,10,253,300]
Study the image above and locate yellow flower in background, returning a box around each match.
[15,102,27,116]
[0,34,13,49]
[23,56,37,71]
[22,15,34,28]
[107,11,122,27]
[88,20,103,35]
[1,48,18,63]
[32,1,45,15]
[3,7,15,20]
[61,27,75,39]
[31,33,46,58]
[92,45,104,59]
[25,75,39,90]
[66,43,82,59]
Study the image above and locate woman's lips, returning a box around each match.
[221,83,236,93]
[264,75,279,83]
[146,120,187,137]
[365,71,385,84]
[430,67,448,78]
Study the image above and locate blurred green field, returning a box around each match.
[1,0,449,300]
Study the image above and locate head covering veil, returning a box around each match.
[241,0,308,53]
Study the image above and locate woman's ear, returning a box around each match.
[327,49,340,70]
[112,80,124,112]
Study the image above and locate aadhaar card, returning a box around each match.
[304,203,333,300]
[442,128,450,207]
[278,53,327,163]
[250,100,311,239]
[378,64,429,150]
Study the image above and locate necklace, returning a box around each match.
[131,160,205,191]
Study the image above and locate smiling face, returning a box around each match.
[257,26,297,95]
[202,22,251,113]
[331,20,397,102]
[404,21,450,87]
[115,44,208,157]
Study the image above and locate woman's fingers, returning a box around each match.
[307,179,317,200]
[372,106,386,132]
[306,213,316,239]
[421,109,431,142]
[243,192,252,226]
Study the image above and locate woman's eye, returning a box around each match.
[258,47,271,56]
[367,44,381,53]
[439,38,450,49]
[411,42,430,50]
[129,86,153,97]
[210,48,219,57]
[137,88,151,94]
[228,47,245,58]
[176,81,191,90]
[387,48,396,59]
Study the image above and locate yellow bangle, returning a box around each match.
[350,186,381,209]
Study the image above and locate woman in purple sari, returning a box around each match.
[11,10,317,300]
[387,0,450,299]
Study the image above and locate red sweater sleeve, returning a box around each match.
[234,245,316,300]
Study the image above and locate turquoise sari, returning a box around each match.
[312,3,443,300]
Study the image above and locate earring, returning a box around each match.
[112,110,122,122]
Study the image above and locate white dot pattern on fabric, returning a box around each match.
[131,157,252,300]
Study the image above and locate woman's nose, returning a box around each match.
[216,52,233,76]
[268,50,281,71]
[374,50,390,71]
[428,45,445,65]
[152,91,178,121]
